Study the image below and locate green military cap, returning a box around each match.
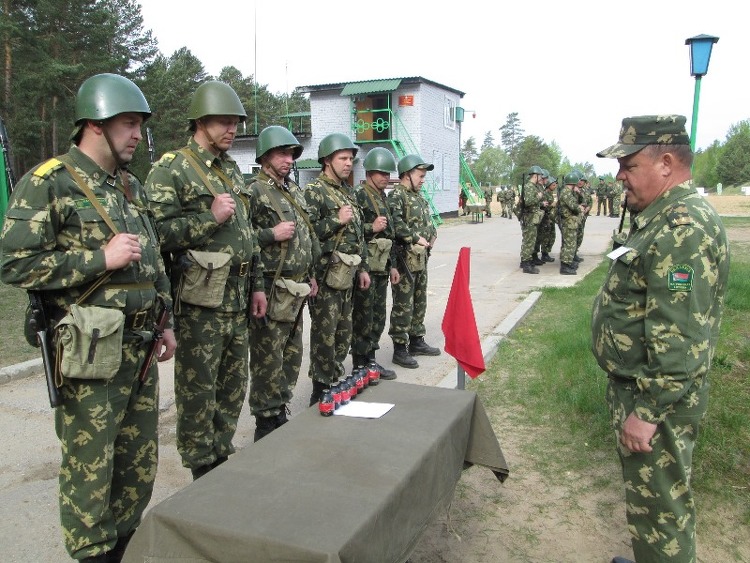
[597,115,691,159]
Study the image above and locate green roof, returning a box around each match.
[295,158,320,170]
[341,79,402,96]
[282,112,311,118]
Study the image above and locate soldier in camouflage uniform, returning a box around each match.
[351,147,399,379]
[246,126,319,441]
[518,165,544,274]
[558,172,583,275]
[305,133,370,404]
[596,176,609,216]
[574,172,591,264]
[144,81,266,480]
[500,185,515,219]
[535,175,557,263]
[607,179,619,217]
[388,154,440,368]
[482,184,493,217]
[0,74,176,562]
[593,115,729,563]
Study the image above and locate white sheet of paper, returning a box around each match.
[607,246,631,260]
[333,401,395,418]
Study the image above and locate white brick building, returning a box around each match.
[230,76,467,219]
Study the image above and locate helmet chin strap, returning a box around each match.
[98,120,133,201]
[196,119,221,154]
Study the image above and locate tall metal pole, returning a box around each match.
[689,75,702,154]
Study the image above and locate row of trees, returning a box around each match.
[1,0,309,180]
[464,112,750,190]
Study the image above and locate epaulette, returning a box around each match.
[33,158,64,178]
[667,205,693,228]
[155,152,177,166]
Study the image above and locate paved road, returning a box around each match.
[0,211,620,562]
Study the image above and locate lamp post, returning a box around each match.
[685,34,719,153]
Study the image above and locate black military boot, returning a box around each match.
[254,415,277,442]
[191,464,213,480]
[212,455,228,468]
[560,262,577,275]
[392,343,418,369]
[351,353,367,370]
[82,554,112,563]
[409,336,441,356]
[108,531,135,563]
[521,261,540,274]
[573,253,584,263]
[367,352,396,380]
[309,379,328,406]
[541,252,555,263]
[531,253,545,266]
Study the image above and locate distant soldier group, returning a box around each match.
[0,73,443,562]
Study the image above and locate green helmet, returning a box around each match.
[564,172,580,185]
[527,165,544,175]
[397,154,434,176]
[188,81,247,123]
[317,133,358,164]
[255,126,303,164]
[540,168,550,178]
[363,147,397,173]
[548,176,557,185]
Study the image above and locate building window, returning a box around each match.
[444,97,456,130]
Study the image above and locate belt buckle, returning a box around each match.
[238,261,249,277]
[132,310,148,330]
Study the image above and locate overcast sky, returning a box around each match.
[140,0,744,177]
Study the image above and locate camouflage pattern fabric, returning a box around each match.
[174,307,248,467]
[247,171,315,417]
[304,172,367,383]
[576,185,593,253]
[0,145,171,559]
[557,185,580,264]
[483,185,493,215]
[596,180,609,215]
[500,188,515,219]
[519,179,542,261]
[145,138,261,470]
[536,186,556,254]
[351,182,396,358]
[387,182,436,345]
[592,181,729,563]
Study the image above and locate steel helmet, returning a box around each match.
[564,172,580,185]
[540,168,550,178]
[527,165,544,175]
[255,126,303,163]
[188,81,247,123]
[397,154,434,176]
[547,176,557,185]
[317,133,358,164]
[363,147,397,173]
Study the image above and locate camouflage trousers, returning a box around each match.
[351,272,389,357]
[608,376,708,563]
[559,216,580,264]
[308,283,353,385]
[536,213,556,254]
[597,196,609,215]
[174,306,248,470]
[576,214,589,253]
[519,214,541,261]
[389,263,428,345]
[55,335,158,560]
[248,307,304,418]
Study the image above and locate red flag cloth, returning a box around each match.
[441,247,486,378]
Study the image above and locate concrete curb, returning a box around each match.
[437,291,542,389]
[0,357,43,385]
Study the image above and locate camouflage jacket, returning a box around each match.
[248,170,318,283]
[144,137,262,312]
[388,183,437,246]
[520,180,542,212]
[558,185,580,219]
[0,145,172,316]
[354,181,397,271]
[304,172,367,278]
[591,181,729,423]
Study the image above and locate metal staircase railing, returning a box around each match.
[459,154,484,204]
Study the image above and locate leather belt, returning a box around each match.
[125,309,153,330]
[229,261,250,277]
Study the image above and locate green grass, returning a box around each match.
[0,282,40,365]
[470,218,750,523]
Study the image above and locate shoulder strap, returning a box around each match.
[255,181,289,288]
[178,148,220,197]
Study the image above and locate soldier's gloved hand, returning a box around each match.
[104,233,141,270]
[211,193,236,224]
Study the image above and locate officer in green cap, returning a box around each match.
[387,154,441,368]
[518,165,544,273]
[144,81,266,480]
[304,133,369,405]
[246,125,319,441]
[592,115,729,563]
[351,147,400,379]
[1,73,176,562]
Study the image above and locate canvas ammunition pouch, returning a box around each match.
[55,304,124,381]
[367,238,393,273]
[267,278,311,323]
[179,250,232,308]
[325,251,362,290]
[405,245,427,273]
